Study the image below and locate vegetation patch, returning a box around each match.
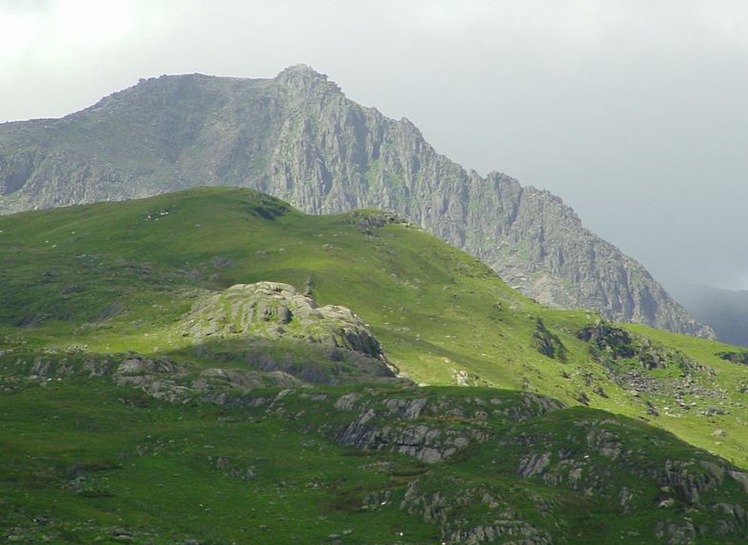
[1,188,748,542]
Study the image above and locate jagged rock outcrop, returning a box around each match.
[327,389,748,543]
[6,350,748,543]
[400,476,554,545]
[0,281,396,389]
[112,354,303,403]
[183,281,385,359]
[181,281,396,384]
[334,390,564,463]
[576,322,732,417]
[0,65,712,336]
[496,410,748,543]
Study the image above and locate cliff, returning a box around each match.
[0,65,711,336]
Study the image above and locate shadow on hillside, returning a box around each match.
[167,335,397,385]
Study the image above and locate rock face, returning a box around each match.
[0,65,711,336]
[323,389,748,543]
[181,282,395,384]
[184,281,385,359]
[5,350,748,543]
[333,390,565,465]
[495,410,748,543]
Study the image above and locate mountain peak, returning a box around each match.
[278,63,323,76]
[275,64,340,93]
[0,70,711,338]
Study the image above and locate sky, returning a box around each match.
[1,0,747,294]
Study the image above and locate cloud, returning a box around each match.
[1,0,135,64]
[0,0,746,293]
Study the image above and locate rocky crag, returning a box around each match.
[3,280,398,399]
[7,352,748,543]
[183,281,386,359]
[0,65,711,336]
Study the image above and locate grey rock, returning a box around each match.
[334,392,561,465]
[729,470,748,493]
[184,281,385,360]
[334,392,360,411]
[518,452,552,478]
[0,67,712,337]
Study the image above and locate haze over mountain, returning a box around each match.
[3,1,748,296]
[0,66,711,338]
[3,4,748,542]
[674,285,748,348]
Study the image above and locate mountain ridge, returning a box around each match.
[1,187,747,543]
[0,65,712,337]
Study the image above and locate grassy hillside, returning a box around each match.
[0,69,710,338]
[4,380,748,544]
[2,188,748,542]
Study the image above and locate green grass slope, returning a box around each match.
[3,381,748,544]
[2,188,748,543]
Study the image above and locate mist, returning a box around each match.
[2,0,747,294]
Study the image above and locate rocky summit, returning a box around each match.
[183,282,385,358]
[0,64,711,337]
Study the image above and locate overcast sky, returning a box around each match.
[2,0,747,294]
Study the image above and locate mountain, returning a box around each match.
[0,64,712,338]
[674,285,748,347]
[1,188,747,543]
